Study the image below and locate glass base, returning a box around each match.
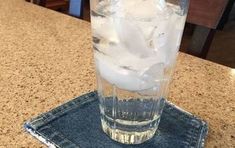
[101,119,157,144]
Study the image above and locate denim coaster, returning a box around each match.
[24,91,208,148]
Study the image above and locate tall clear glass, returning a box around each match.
[90,0,189,144]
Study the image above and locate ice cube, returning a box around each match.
[115,0,167,19]
[142,63,164,79]
[152,7,186,67]
[95,53,145,91]
[114,18,153,58]
[95,49,166,91]
[158,0,167,10]
[140,63,164,85]
[137,86,160,96]
[133,21,157,42]
[91,16,118,43]
[92,0,182,92]
[136,63,164,94]
[152,20,169,49]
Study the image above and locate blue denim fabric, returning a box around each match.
[24,91,208,148]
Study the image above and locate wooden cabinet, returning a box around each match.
[26,0,69,11]
[187,0,229,29]
[43,0,69,11]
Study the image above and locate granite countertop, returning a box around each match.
[0,0,234,147]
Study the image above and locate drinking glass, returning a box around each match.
[90,0,189,144]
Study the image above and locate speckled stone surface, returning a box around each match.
[0,0,234,147]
